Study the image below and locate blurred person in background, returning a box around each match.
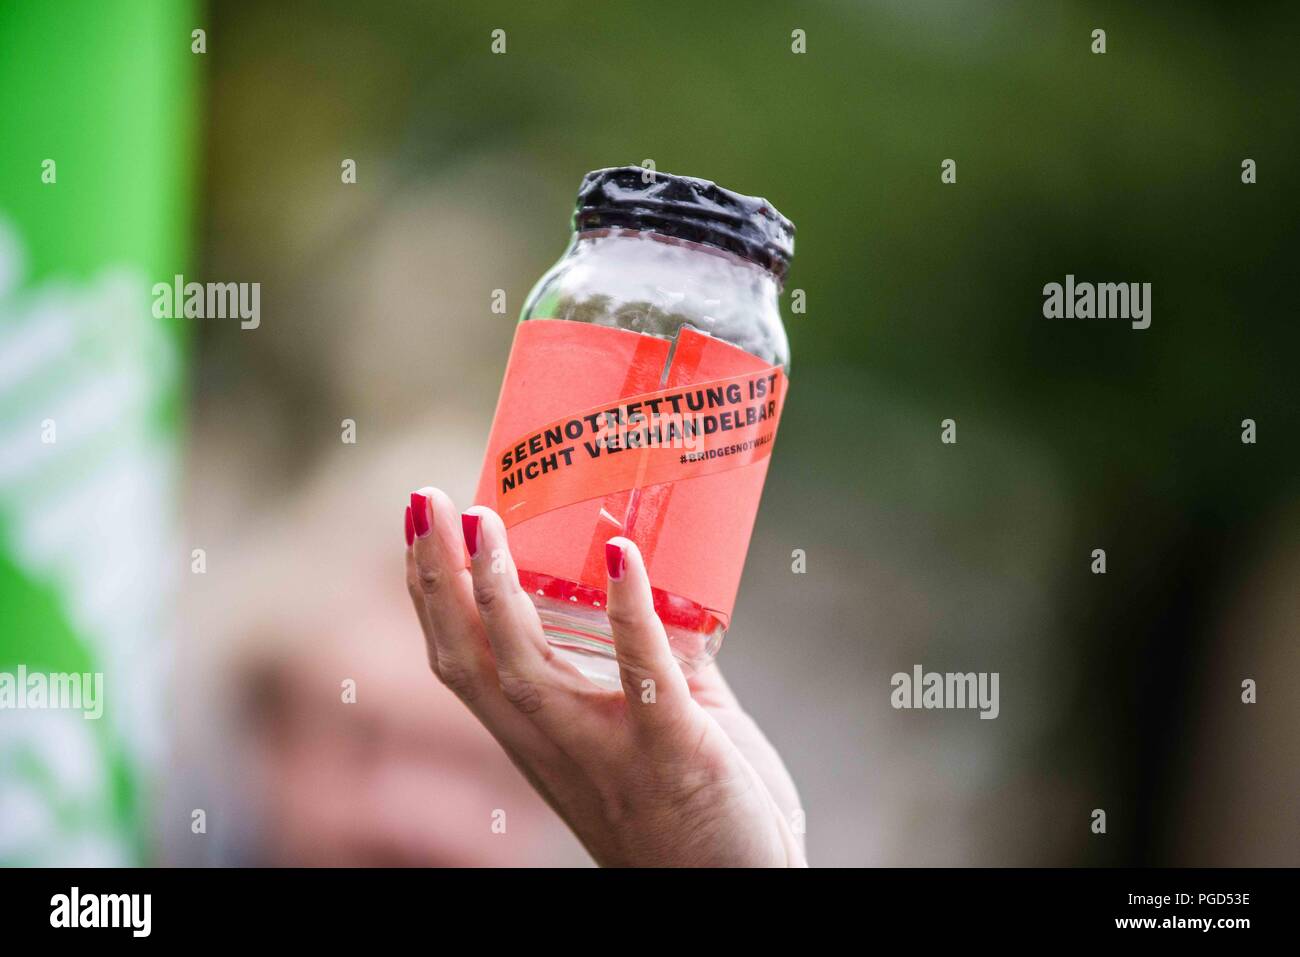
[168,436,587,866]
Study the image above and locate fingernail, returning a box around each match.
[605,541,625,581]
[404,505,414,549]
[410,491,431,538]
[461,512,481,559]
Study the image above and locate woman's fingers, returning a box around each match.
[406,489,586,770]
[407,487,497,702]
[405,505,442,673]
[461,505,589,719]
[603,537,694,736]
[418,496,694,753]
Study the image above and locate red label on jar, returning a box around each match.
[474,318,786,629]
[491,366,784,524]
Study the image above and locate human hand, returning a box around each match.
[404,487,806,867]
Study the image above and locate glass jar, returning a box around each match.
[474,167,793,687]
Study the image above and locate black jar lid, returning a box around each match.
[573,167,795,281]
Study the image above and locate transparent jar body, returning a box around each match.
[509,228,790,687]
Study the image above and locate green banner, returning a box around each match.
[0,0,198,864]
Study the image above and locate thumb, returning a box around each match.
[604,537,693,733]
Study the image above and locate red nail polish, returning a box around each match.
[410,492,431,538]
[461,512,481,558]
[605,541,625,581]
[404,506,414,549]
